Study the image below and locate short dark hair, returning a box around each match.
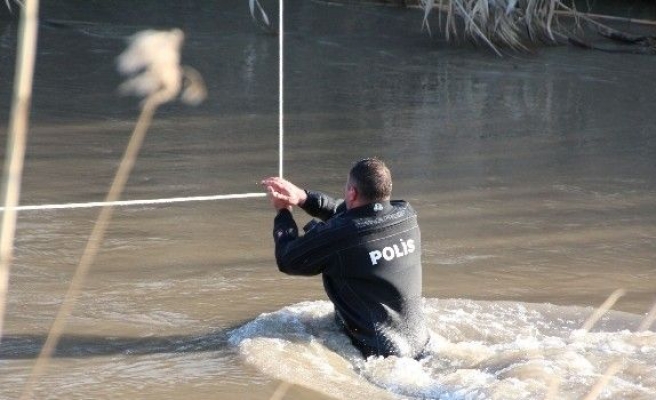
[348,158,392,202]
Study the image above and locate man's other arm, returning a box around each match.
[300,190,345,222]
[273,209,343,276]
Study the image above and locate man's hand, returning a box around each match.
[261,177,307,211]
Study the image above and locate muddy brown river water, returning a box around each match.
[0,1,655,399]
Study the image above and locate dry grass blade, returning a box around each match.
[19,99,157,400]
[3,0,24,13]
[554,9,656,27]
[249,0,275,34]
[579,288,626,334]
[452,0,503,55]
[638,299,656,332]
[581,361,622,400]
[19,29,205,400]
[269,381,293,400]
[416,0,621,53]
[420,0,434,35]
[419,0,555,54]
[543,376,561,400]
[0,0,38,344]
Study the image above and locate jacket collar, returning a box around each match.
[344,200,393,217]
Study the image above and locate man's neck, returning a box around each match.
[348,197,389,210]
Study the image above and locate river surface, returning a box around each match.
[0,1,655,399]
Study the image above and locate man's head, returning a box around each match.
[345,158,392,209]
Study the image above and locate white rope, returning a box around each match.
[0,192,266,212]
[4,3,285,214]
[278,0,284,178]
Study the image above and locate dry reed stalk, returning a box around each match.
[416,0,655,53]
[543,376,561,400]
[249,0,275,34]
[418,0,565,53]
[4,0,23,12]
[19,29,205,399]
[0,0,39,343]
[19,98,158,400]
[579,288,626,334]
[554,9,656,27]
[269,381,293,400]
[637,299,656,332]
[581,361,622,400]
[571,289,628,398]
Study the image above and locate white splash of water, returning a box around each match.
[228,299,656,400]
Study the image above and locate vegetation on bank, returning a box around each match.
[416,0,655,55]
[280,0,656,55]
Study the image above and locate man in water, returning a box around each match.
[261,158,428,359]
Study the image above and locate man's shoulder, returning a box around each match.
[390,199,416,215]
[390,199,411,207]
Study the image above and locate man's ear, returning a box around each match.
[347,185,358,203]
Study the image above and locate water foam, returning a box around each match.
[228,299,655,400]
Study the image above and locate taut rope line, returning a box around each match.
[278,0,284,178]
[6,0,284,215]
[0,192,267,212]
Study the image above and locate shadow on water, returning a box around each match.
[0,313,343,360]
[0,328,236,360]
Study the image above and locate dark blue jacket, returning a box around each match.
[272,190,428,358]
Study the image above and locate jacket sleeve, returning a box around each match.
[300,190,346,222]
[273,208,347,276]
